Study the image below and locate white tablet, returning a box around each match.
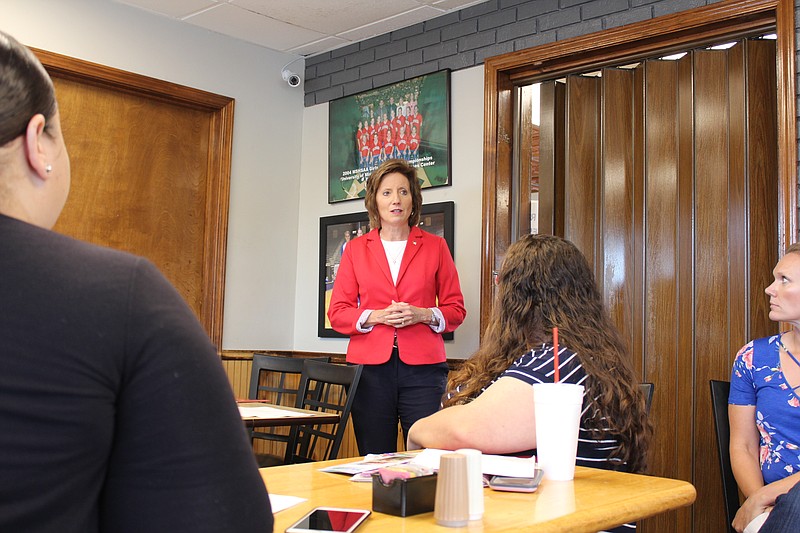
[285,507,371,533]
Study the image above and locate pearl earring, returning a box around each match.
[45,164,52,174]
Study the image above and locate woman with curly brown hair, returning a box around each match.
[407,234,651,481]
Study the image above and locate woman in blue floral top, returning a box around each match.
[730,242,800,532]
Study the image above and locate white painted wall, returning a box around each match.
[2,0,484,358]
[2,0,304,350]
[294,67,484,359]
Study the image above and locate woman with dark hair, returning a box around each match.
[408,234,651,480]
[328,158,465,454]
[0,30,273,532]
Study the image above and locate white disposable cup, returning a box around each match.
[456,448,484,520]
[533,383,584,481]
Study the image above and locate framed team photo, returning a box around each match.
[327,70,451,204]
[318,201,455,339]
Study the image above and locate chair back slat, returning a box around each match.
[249,354,301,400]
[709,379,739,533]
[247,354,329,466]
[287,360,363,464]
[640,382,654,414]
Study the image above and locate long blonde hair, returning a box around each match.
[445,234,651,472]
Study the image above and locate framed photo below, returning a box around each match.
[318,201,455,339]
[328,70,451,203]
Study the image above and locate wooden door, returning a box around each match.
[482,2,796,529]
[34,49,234,348]
[536,39,779,531]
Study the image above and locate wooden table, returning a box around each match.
[239,402,340,429]
[260,456,696,532]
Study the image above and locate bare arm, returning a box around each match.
[729,404,764,498]
[729,404,800,531]
[407,377,535,454]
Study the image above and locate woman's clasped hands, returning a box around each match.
[381,300,424,328]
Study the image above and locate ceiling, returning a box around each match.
[113,0,489,57]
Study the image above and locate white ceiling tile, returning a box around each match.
[186,3,328,50]
[337,6,445,42]
[113,0,219,18]
[431,0,489,10]
[231,0,423,35]
[113,0,494,55]
[288,36,351,57]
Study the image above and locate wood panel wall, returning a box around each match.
[482,2,795,531]
[223,351,463,461]
[538,39,778,532]
[223,352,370,461]
[223,356,360,461]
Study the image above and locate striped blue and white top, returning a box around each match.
[507,344,634,532]
[502,343,622,470]
[447,343,634,532]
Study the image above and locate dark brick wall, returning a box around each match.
[303,0,800,229]
[303,0,726,107]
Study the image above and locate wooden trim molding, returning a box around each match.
[221,349,467,371]
[203,102,235,349]
[35,49,234,110]
[222,350,347,363]
[775,0,797,252]
[34,48,235,348]
[488,0,776,81]
[480,0,796,333]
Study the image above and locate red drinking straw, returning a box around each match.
[553,327,560,383]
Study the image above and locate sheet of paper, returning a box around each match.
[412,448,537,478]
[269,494,306,513]
[319,452,417,475]
[238,405,316,419]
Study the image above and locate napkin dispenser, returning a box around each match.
[371,472,437,517]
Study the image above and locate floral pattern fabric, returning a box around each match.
[729,334,800,484]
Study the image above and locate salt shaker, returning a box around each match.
[434,453,469,527]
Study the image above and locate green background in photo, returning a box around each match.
[328,70,451,203]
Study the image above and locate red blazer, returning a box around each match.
[328,227,466,365]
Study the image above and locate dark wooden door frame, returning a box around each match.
[480,0,797,334]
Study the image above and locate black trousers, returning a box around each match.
[350,346,449,455]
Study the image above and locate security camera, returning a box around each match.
[282,69,301,88]
[280,57,304,88]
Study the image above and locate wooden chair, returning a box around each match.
[622,382,655,531]
[248,353,329,466]
[640,382,654,414]
[285,360,363,464]
[710,379,739,533]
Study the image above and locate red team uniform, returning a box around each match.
[351,99,426,167]
[370,134,382,163]
[409,126,420,156]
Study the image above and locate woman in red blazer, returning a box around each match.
[328,159,466,454]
